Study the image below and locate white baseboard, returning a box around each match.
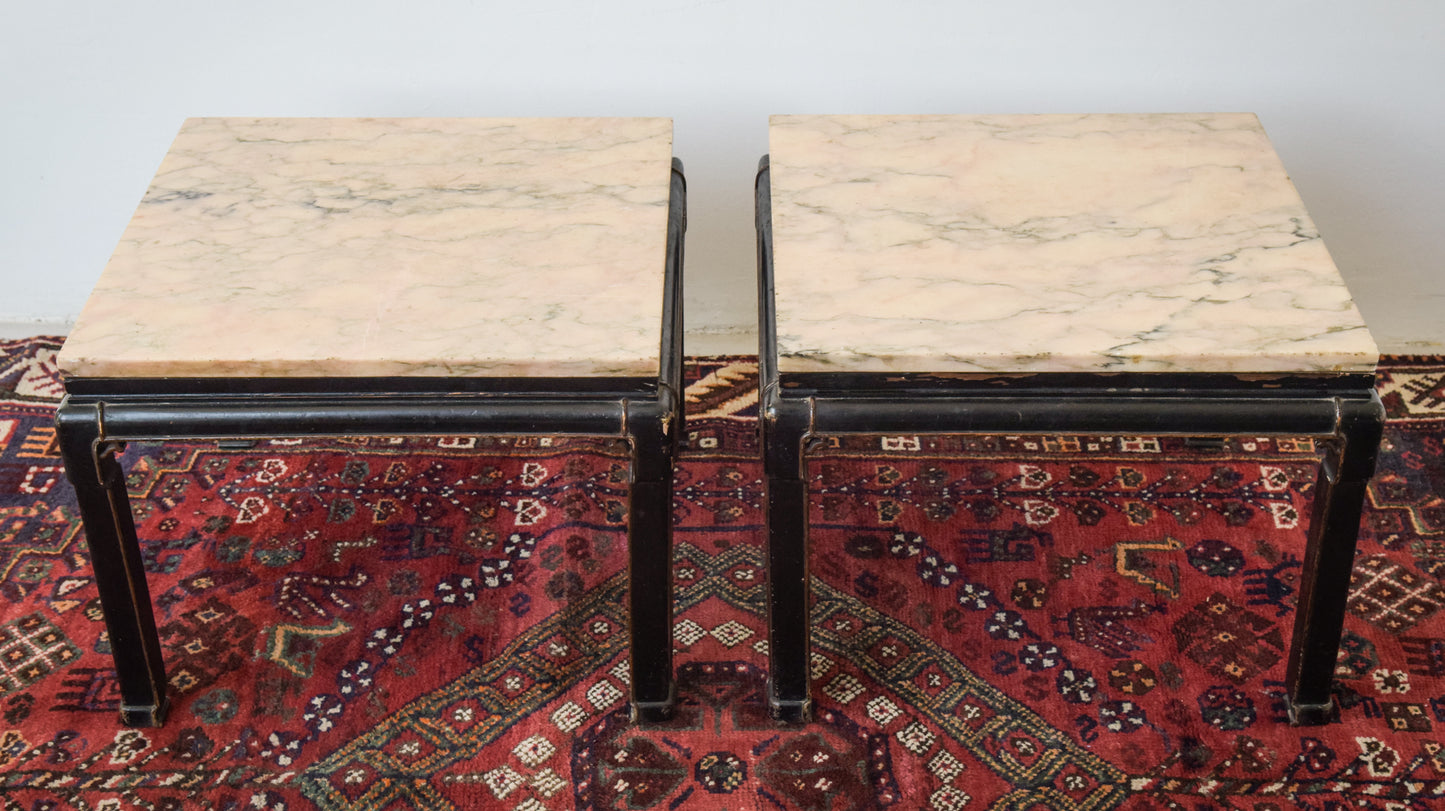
[685,328,755,356]
[0,319,72,340]
[1378,338,1445,356]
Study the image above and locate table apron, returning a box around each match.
[801,393,1360,438]
[59,395,636,442]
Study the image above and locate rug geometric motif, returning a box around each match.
[1347,555,1445,634]
[1170,592,1286,684]
[0,611,80,693]
[299,573,631,809]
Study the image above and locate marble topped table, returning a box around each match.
[56,117,685,726]
[756,113,1383,726]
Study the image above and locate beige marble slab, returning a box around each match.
[768,113,1378,375]
[58,117,675,379]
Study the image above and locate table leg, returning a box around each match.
[56,400,169,727]
[1286,393,1385,725]
[764,399,812,722]
[627,406,676,722]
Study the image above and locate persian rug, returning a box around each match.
[1,335,1443,810]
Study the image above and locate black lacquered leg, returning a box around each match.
[756,156,812,722]
[627,403,676,723]
[764,399,812,722]
[55,400,168,727]
[1286,393,1385,725]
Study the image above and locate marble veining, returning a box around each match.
[768,113,1378,374]
[59,117,675,378]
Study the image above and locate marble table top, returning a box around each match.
[767,113,1378,375]
[58,117,675,379]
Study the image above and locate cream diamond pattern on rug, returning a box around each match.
[512,735,555,768]
[709,620,754,647]
[674,619,707,646]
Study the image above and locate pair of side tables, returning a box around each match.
[56,115,1381,730]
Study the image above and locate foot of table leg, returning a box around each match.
[56,400,169,727]
[1287,699,1337,727]
[1285,393,1384,726]
[627,408,676,723]
[120,699,171,728]
[767,691,812,724]
[631,691,677,725]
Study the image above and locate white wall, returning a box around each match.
[3,1,1442,351]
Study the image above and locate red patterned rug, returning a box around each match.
[2,335,1444,809]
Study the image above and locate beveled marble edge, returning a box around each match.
[59,117,674,379]
[776,347,1378,375]
[57,354,662,380]
[768,113,1378,376]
